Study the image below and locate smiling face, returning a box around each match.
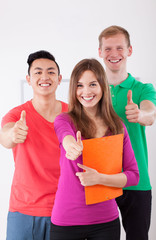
[76,70,103,113]
[99,33,132,73]
[26,58,62,97]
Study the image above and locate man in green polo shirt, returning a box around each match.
[98,25,156,240]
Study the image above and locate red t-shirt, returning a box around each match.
[1,100,68,216]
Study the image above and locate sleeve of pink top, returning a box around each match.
[54,113,76,145]
[122,123,139,188]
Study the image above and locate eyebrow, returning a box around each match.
[105,44,124,48]
[34,67,56,71]
[78,80,97,83]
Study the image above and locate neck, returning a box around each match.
[106,68,128,86]
[32,94,61,122]
[84,107,97,119]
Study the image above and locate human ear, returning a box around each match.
[98,47,103,58]
[26,75,31,85]
[128,45,132,57]
[58,74,62,85]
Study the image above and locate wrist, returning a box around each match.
[98,172,107,185]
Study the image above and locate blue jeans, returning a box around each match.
[6,211,51,240]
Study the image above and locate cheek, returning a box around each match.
[101,51,108,58]
[76,89,81,98]
[97,90,103,101]
[76,92,83,104]
[98,93,103,100]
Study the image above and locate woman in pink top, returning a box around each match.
[50,59,139,240]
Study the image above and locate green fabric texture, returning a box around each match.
[110,73,156,190]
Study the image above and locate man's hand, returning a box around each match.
[125,90,141,123]
[11,110,28,143]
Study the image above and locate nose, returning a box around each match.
[83,86,91,95]
[110,49,118,57]
[41,72,50,80]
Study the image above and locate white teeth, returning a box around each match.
[83,96,94,101]
[110,60,120,63]
[40,83,50,87]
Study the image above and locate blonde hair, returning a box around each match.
[68,58,123,138]
[98,25,131,48]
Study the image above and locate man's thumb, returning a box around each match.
[20,110,26,124]
[127,90,133,104]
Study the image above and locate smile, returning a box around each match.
[39,83,51,87]
[109,59,121,63]
[82,96,94,101]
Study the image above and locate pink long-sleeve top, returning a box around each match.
[51,113,139,226]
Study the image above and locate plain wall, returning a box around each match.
[0,0,156,239]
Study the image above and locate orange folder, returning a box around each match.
[82,133,124,205]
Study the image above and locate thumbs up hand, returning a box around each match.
[125,90,141,123]
[127,90,133,104]
[63,131,83,161]
[20,110,26,124]
[12,110,28,143]
[76,131,83,147]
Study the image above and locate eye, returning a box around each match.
[90,83,97,87]
[117,47,123,50]
[48,71,55,75]
[35,71,42,75]
[105,48,111,52]
[77,83,83,88]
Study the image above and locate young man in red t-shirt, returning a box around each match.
[0,50,68,240]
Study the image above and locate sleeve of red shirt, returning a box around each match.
[1,106,23,127]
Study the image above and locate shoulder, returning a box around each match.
[129,74,155,92]
[5,101,31,114]
[55,112,76,128]
[121,121,128,136]
[54,113,73,126]
[54,113,77,139]
[60,101,68,112]
[1,101,31,127]
[128,75,156,104]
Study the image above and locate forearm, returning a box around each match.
[76,164,128,188]
[62,135,76,151]
[0,123,17,149]
[139,101,156,126]
[98,172,127,188]
[138,109,156,126]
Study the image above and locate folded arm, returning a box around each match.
[76,163,127,188]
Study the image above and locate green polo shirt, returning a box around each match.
[110,73,156,190]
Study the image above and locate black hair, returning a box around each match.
[27,50,60,75]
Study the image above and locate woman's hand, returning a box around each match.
[76,163,127,188]
[63,131,83,160]
[76,163,100,186]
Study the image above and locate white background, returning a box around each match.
[0,0,156,239]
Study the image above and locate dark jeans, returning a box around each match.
[50,218,120,240]
[116,190,152,240]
